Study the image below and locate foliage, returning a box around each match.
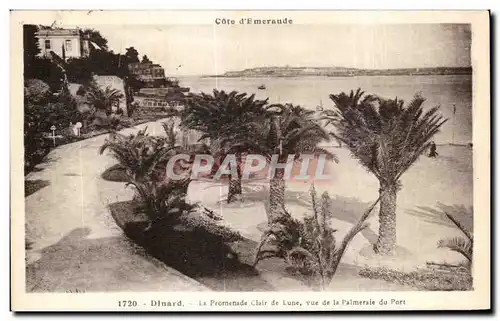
[127,101,139,117]
[99,128,195,229]
[221,103,335,221]
[127,178,195,229]
[125,47,140,63]
[85,81,124,113]
[28,58,65,92]
[182,90,271,146]
[99,128,172,182]
[24,79,81,172]
[84,49,129,77]
[323,88,446,253]
[24,79,51,104]
[254,185,375,290]
[162,120,179,148]
[182,90,272,202]
[127,76,147,92]
[65,58,94,84]
[323,88,446,189]
[437,210,473,262]
[228,103,335,161]
[23,24,41,78]
[359,266,472,291]
[142,55,151,63]
[80,28,109,51]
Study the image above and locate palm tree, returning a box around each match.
[323,89,447,255]
[99,128,193,227]
[223,104,335,223]
[181,90,270,203]
[98,128,173,183]
[85,81,124,115]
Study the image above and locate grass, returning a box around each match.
[358,265,472,291]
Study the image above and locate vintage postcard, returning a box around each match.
[10,10,490,311]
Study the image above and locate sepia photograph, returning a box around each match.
[10,10,490,311]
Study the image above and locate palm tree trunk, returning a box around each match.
[374,184,398,255]
[227,176,242,203]
[227,153,242,203]
[269,168,287,223]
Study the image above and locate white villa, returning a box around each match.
[35,28,90,60]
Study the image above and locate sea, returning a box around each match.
[178,75,472,145]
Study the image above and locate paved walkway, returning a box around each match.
[25,121,209,292]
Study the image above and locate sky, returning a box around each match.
[80,24,471,76]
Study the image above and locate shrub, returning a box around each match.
[24,79,51,104]
[85,80,124,114]
[162,120,179,148]
[24,80,81,173]
[76,85,86,96]
[99,128,173,181]
[126,178,195,230]
[254,185,375,290]
[359,266,472,291]
[127,101,139,117]
[100,129,195,228]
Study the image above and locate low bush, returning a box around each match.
[359,266,472,291]
[24,79,81,173]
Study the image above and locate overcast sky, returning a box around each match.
[82,24,471,76]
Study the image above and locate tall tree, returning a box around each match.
[125,47,140,63]
[23,24,41,78]
[223,104,334,223]
[323,89,447,254]
[80,28,109,51]
[85,81,124,114]
[182,90,270,203]
[141,55,151,63]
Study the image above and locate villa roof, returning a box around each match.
[36,28,80,37]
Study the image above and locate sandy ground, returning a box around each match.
[187,144,473,272]
[25,119,472,292]
[24,121,209,292]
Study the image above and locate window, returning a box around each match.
[65,40,72,52]
[45,39,51,49]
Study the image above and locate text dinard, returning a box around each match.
[215,18,293,25]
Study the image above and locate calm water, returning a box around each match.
[178,75,472,145]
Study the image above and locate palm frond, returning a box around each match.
[437,236,472,262]
[324,89,447,187]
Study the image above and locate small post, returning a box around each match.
[50,125,56,147]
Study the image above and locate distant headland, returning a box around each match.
[207,66,472,78]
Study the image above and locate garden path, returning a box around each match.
[24,120,209,292]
